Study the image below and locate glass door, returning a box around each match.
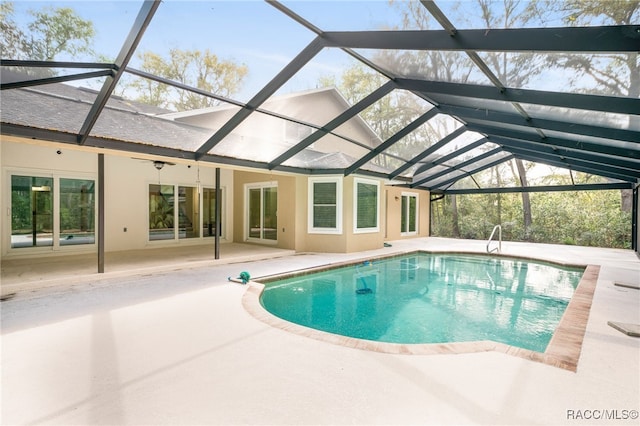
[247,183,277,242]
[401,193,418,235]
[11,175,53,248]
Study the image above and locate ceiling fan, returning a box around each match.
[132,158,177,170]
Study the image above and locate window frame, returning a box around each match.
[148,183,176,242]
[7,169,97,253]
[353,177,380,234]
[148,182,225,243]
[308,176,343,235]
[202,186,225,239]
[244,181,278,244]
[400,191,419,236]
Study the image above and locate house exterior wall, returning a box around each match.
[384,186,431,241]
[1,138,233,258]
[171,89,379,160]
[232,170,297,249]
[2,137,429,259]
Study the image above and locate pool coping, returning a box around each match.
[242,251,599,372]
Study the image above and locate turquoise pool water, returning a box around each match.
[260,253,585,353]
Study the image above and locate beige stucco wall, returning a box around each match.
[343,176,385,253]
[2,138,431,258]
[1,138,233,258]
[384,186,431,241]
[232,170,297,250]
[231,172,391,254]
[293,175,430,253]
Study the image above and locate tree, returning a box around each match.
[0,2,95,62]
[474,0,543,239]
[319,61,451,171]
[527,0,639,212]
[131,48,249,111]
[0,2,26,59]
[27,6,95,61]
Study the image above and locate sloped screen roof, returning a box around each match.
[1,0,638,193]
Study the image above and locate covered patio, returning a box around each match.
[0,243,294,299]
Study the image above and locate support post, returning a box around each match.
[98,153,105,273]
[632,185,638,253]
[215,167,221,260]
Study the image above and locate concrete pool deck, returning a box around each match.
[2,238,639,425]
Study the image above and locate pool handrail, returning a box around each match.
[487,224,502,254]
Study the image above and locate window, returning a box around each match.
[308,177,342,234]
[11,175,53,248]
[60,178,95,245]
[178,186,199,239]
[10,174,95,249]
[246,182,277,242]
[203,187,223,237]
[149,184,175,241]
[149,184,224,241]
[401,192,418,235]
[354,178,379,233]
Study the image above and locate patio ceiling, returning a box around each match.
[1,0,638,193]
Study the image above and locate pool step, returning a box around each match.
[607,321,640,337]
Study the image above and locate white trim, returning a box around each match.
[400,191,419,236]
[147,182,225,243]
[147,183,178,244]
[353,177,380,234]
[244,181,278,244]
[5,168,98,256]
[308,176,343,235]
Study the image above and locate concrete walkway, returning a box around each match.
[2,238,639,425]
[1,243,295,299]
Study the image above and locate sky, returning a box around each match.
[8,0,626,102]
[8,1,411,101]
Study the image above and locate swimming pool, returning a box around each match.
[259,253,585,353]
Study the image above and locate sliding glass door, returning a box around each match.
[11,175,53,248]
[11,174,96,249]
[246,183,277,242]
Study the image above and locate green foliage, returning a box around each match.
[526,0,639,98]
[320,61,459,171]
[431,189,631,249]
[149,192,174,230]
[131,48,248,111]
[1,2,25,59]
[0,2,95,63]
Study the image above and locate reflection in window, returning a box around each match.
[149,184,174,240]
[60,178,95,245]
[178,186,199,239]
[203,187,222,237]
[11,175,53,248]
